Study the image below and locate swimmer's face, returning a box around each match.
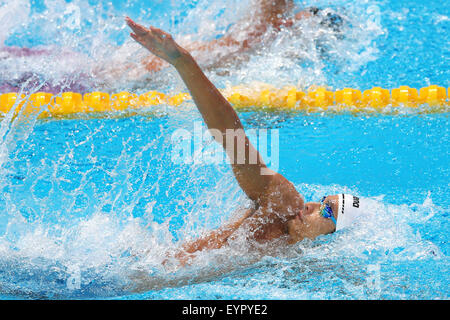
[287,195,339,243]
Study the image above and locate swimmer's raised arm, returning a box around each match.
[126,17,286,203]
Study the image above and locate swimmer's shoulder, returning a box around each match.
[260,172,304,216]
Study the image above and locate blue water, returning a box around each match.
[0,0,448,299]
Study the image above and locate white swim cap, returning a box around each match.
[336,194,363,231]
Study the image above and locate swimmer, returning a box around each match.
[126,16,360,265]
[137,0,345,73]
[0,1,344,92]
[100,0,344,83]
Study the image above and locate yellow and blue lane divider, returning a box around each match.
[0,85,448,118]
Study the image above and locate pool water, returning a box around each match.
[0,0,448,299]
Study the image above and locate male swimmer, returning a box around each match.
[139,0,344,73]
[102,0,344,85]
[125,14,361,264]
[0,0,343,92]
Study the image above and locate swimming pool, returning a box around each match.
[0,0,448,299]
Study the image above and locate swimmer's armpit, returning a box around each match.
[166,207,257,266]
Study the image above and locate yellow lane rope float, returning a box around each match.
[0,85,448,118]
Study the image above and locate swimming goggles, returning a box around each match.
[319,196,337,225]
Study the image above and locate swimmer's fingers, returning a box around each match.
[126,17,185,65]
[126,17,163,45]
[126,18,169,49]
[125,17,150,37]
[130,32,144,44]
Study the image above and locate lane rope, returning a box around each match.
[1,85,449,117]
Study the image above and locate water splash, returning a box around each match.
[0,0,385,93]
[0,0,31,47]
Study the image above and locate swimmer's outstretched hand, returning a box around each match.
[125,17,186,66]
